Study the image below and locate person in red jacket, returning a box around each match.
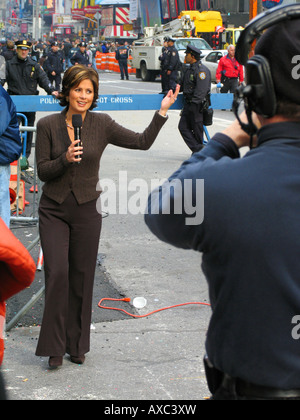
[216,45,244,93]
[0,218,36,399]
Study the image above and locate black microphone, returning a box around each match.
[72,114,82,163]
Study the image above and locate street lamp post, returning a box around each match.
[94,11,102,41]
[35,0,40,40]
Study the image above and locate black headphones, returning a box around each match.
[233,4,300,137]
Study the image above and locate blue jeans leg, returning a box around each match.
[0,165,11,227]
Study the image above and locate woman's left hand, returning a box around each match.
[159,84,180,117]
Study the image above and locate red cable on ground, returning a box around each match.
[98,297,210,319]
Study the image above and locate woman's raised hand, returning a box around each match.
[159,84,181,117]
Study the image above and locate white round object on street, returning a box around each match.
[133,297,147,309]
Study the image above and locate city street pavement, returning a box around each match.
[2,74,236,401]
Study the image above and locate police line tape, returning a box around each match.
[11,93,234,113]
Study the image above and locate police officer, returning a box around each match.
[70,42,91,67]
[5,40,58,159]
[164,37,180,93]
[44,41,64,91]
[159,37,169,94]
[115,41,129,80]
[179,44,211,153]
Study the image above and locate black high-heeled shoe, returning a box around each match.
[70,355,85,365]
[48,356,63,369]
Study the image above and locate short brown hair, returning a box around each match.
[59,65,99,110]
[276,97,300,120]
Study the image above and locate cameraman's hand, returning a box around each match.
[223,111,261,148]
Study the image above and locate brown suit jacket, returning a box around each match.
[36,109,168,204]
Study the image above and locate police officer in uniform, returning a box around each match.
[179,44,211,153]
[5,40,58,159]
[70,42,91,67]
[164,37,180,93]
[159,37,169,94]
[44,41,64,91]
[115,41,129,80]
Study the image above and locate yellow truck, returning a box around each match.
[180,10,223,34]
[179,10,243,50]
[214,26,244,49]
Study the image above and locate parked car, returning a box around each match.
[202,50,227,82]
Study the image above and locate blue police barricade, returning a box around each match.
[11,93,233,145]
[11,93,233,112]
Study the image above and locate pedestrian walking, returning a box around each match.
[44,41,64,91]
[62,38,72,69]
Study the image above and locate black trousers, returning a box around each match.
[36,193,102,358]
[166,70,178,93]
[161,69,169,93]
[48,72,62,91]
[0,370,7,400]
[204,358,300,400]
[118,60,129,80]
[221,77,238,94]
[179,102,204,153]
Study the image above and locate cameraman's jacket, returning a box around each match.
[145,121,300,390]
[0,85,22,165]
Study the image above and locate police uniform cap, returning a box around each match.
[168,37,176,43]
[15,40,32,50]
[51,41,59,47]
[185,44,203,59]
[79,42,87,47]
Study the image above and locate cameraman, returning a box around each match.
[145,15,300,399]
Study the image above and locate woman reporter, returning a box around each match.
[35,65,179,369]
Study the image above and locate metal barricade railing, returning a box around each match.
[6,121,43,332]
[17,113,28,159]
[12,116,41,222]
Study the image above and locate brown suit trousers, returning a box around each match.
[36,192,102,357]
